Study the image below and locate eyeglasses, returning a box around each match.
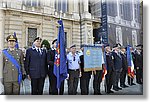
[73,56,75,61]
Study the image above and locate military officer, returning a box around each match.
[105,44,115,94]
[112,44,122,91]
[120,46,129,88]
[3,35,26,95]
[134,45,143,84]
[67,44,81,95]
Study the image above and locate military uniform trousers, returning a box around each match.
[4,81,20,95]
[93,70,103,95]
[48,70,64,95]
[105,69,114,93]
[31,77,45,95]
[120,69,127,86]
[135,67,143,84]
[113,70,121,88]
[80,72,91,95]
[3,67,21,95]
[68,69,79,95]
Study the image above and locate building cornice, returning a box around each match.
[107,16,141,30]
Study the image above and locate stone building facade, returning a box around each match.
[0,0,100,50]
[0,0,101,78]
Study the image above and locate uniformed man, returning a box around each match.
[25,37,48,95]
[79,45,92,95]
[47,39,64,95]
[120,46,129,88]
[67,44,81,95]
[134,45,143,84]
[104,44,114,94]
[3,35,26,95]
[112,44,122,91]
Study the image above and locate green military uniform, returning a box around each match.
[3,35,26,95]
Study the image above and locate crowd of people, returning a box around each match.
[1,34,143,95]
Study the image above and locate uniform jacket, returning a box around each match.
[133,51,143,68]
[3,48,26,82]
[47,49,55,75]
[106,52,114,71]
[25,47,48,78]
[112,51,122,71]
[121,53,128,70]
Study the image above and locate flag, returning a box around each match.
[102,49,107,80]
[127,45,134,78]
[14,32,19,49]
[53,19,68,89]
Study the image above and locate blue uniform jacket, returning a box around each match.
[112,51,122,71]
[25,48,48,78]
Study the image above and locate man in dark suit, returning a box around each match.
[25,37,48,95]
[134,45,143,84]
[112,44,122,91]
[104,44,114,94]
[47,39,64,95]
[79,45,91,95]
[120,46,129,88]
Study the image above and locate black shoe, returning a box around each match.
[124,85,129,87]
[117,87,122,90]
[107,90,114,94]
[113,87,119,91]
[120,85,125,88]
[128,83,132,86]
[131,83,136,85]
[98,93,102,95]
[109,90,114,93]
[94,93,102,95]
[137,82,143,84]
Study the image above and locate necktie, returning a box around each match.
[37,49,41,55]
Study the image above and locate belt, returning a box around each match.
[68,69,79,71]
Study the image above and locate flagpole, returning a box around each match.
[59,10,62,20]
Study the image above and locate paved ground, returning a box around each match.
[20,76,143,95]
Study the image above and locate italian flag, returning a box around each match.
[127,45,135,78]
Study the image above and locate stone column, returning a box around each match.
[82,0,91,19]
[50,0,55,15]
[73,0,80,19]
[73,0,78,13]
[0,9,4,80]
[68,0,73,14]
[115,0,121,24]
[83,0,88,13]
[131,0,136,27]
